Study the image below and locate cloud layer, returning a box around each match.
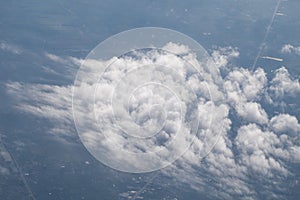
[6,43,300,199]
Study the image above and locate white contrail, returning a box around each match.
[251,0,282,70]
[261,56,283,62]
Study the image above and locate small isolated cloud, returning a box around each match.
[6,43,300,199]
[281,44,300,56]
[45,52,69,64]
[0,41,22,54]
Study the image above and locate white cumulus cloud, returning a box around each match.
[270,114,300,135]
[269,67,300,100]
[6,43,300,199]
[281,44,300,56]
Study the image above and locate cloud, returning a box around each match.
[236,102,268,124]
[235,124,289,176]
[45,52,70,64]
[6,82,74,138]
[211,46,239,69]
[6,43,300,199]
[71,46,222,172]
[281,44,300,56]
[223,67,269,125]
[224,67,267,104]
[268,67,300,100]
[270,114,300,136]
[41,52,80,80]
[0,41,22,54]
[162,42,192,55]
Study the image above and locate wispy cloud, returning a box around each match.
[0,41,22,54]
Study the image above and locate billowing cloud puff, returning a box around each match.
[268,67,300,100]
[281,44,300,56]
[236,124,289,176]
[236,102,268,124]
[224,67,267,104]
[72,46,222,172]
[211,46,239,69]
[270,114,300,135]
[6,43,300,199]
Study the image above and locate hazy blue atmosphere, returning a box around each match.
[1,0,300,199]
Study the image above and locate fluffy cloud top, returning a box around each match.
[269,67,300,99]
[236,102,268,124]
[270,114,300,135]
[281,44,300,56]
[6,43,300,199]
[224,67,267,104]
